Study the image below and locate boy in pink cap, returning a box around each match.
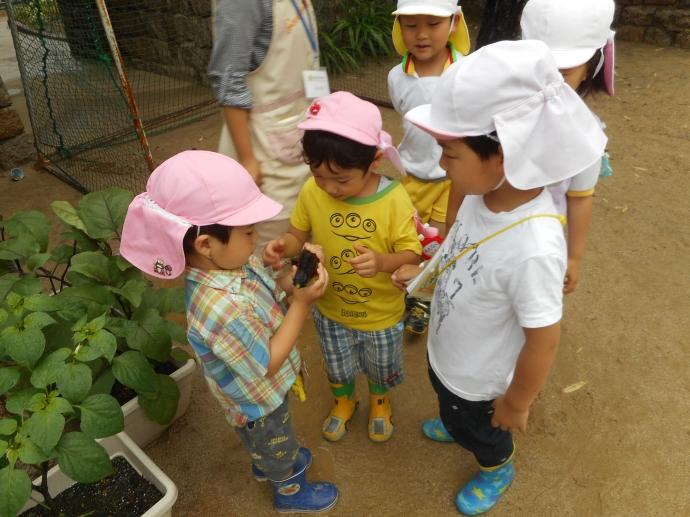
[263,92,422,444]
[120,151,339,514]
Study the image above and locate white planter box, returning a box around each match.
[21,432,178,517]
[122,358,196,448]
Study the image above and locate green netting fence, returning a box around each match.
[5,0,478,194]
[6,0,217,193]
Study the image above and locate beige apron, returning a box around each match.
[218,0,318,231]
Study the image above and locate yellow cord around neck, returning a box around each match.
[438,214,566,276]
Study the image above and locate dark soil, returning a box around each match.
[21,457,163,517]
[111,361,178,407]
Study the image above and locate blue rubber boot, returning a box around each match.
[253,447,313,482]
[421,418,454,442]
[269,452,339,514]
[455,454,515,515]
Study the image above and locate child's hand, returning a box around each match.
[491,395,529,434]
[391,264,423,291]
[563,258,580,294]
[348,244,382,278]
[303,242,326,266]
[292,263,329,307]
[263,238,286,268]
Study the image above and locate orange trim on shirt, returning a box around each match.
[566,188,595,198]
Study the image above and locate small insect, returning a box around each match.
[293,249,319,288]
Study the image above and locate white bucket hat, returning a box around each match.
[392,0,471,56]
[521,0,616,94]
[405,40,608,190]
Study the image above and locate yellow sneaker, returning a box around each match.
[322,381,358,442]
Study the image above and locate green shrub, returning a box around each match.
[319,0,396,76]
[0,187,190,517]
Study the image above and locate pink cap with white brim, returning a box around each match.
[120,151,282,279]
[298,91,406,177]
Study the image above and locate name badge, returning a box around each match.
[303,70,330,99]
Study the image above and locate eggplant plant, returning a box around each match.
[0,187,190,516]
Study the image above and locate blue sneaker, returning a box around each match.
[253,447,313,482]
[422,418,454,442]
[269,452,339,514]
[455,456,515,515]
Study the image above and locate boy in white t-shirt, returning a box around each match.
[392,41,607,515]
[387,0,471,334]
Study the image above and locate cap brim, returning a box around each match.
[215,193,283,227]
[551,48,597,70]
[405,104,465,140]
[392,6,457,16]
[298,118,379,146]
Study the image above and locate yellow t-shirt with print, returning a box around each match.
[291,177,422,331]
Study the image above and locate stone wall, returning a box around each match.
[458,0,690,48]
[615,0,690,48]
[110,0,213,87]
[0,75,34,171]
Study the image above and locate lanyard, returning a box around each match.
[289,0,318,60]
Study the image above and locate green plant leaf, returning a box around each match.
[0,234,40,263]
[0,308,7,327]
[74,344,104,362]
[126,309,172,362]
[24,311,57,330]
[0,210,52,253]
[106,279,147,308]
[0,273,42,304]
[138,373,180,425]
[4,387,42,415]
[104,317,134,338]
[0,466,32,517]
[86,329,117,363]
[30,359,67,389]
[2,326,45,367]
[78,188,134,240]
[60,228,100,252]
[26,252,52,272]
[76,394,124,438]
[87,367,116,398]
[17,435,50,464]
[0,368,20,395]
[42,320,77,355]
[69,252,112,284]
[50,243,77,264]
[140,287,184,317]
[23,293,60,312]
[169,347,193,363]
[55,285,116,315]
[115,255,134,271]
[55,432,114,483]
[25,409,65,455]
[57,362,92,404]
[26,392,48,412]
[46,347,73,362]
[112,350,159,395]
[45,396,73,414]
[51,200,90,234]
[167,321,189,346]
[0,419,17,435]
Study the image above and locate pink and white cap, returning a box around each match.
[298,91,406,176]
[120,151,282,279]
[405,40,608,190]
[521,0,616,95]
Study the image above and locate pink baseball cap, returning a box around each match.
[298,91,406,176]
[120,150,282,279]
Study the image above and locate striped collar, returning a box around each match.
[401,42,458,77]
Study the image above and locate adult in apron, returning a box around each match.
[216,0,319,255]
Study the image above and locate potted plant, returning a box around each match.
[0,187,194,511]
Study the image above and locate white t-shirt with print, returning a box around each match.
[388,66,447,181]
[428,190,567,401]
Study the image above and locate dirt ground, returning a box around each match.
[2,11,690,515]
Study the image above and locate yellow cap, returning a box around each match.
[392,9,471,57]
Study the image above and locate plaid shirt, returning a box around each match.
[184,255,300,427]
